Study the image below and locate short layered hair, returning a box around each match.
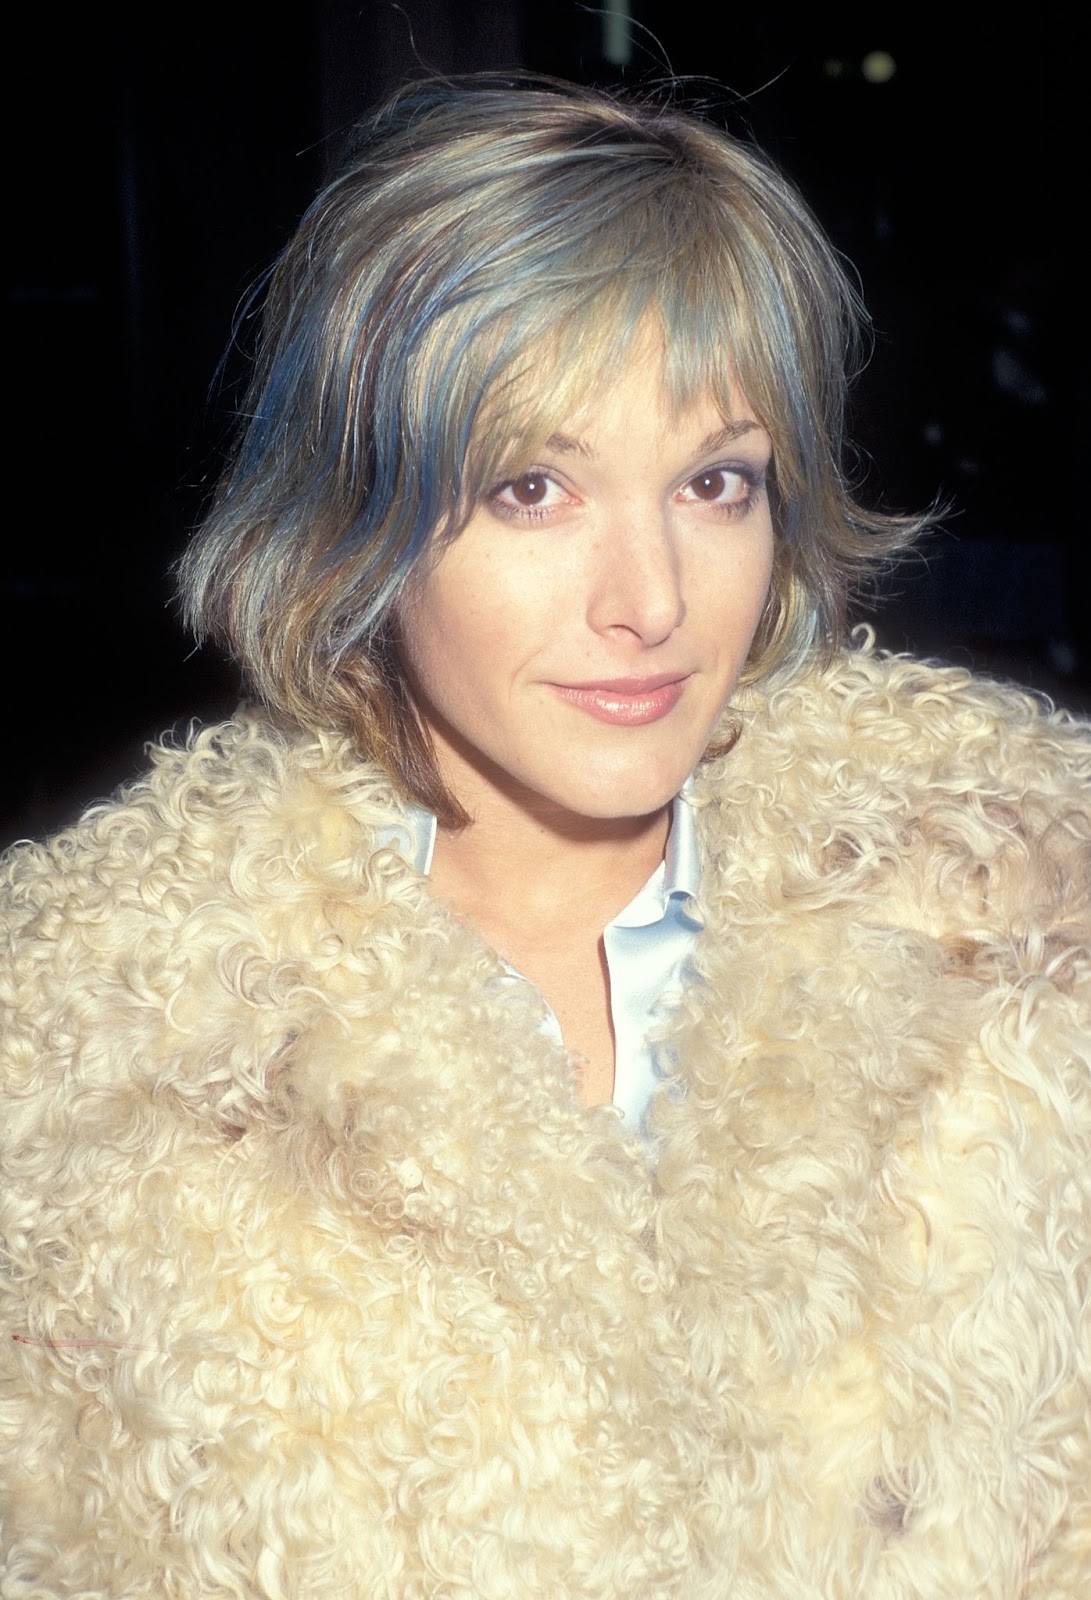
[178,75,923,821]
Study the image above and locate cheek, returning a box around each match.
[703,529,775,639]
[751,545,776,630]
[394,578,448,701]
[728,538,778,673]
[395,561,508,714]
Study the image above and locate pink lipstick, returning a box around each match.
[550,674,689,725]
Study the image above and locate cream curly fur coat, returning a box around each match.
[2,649,1089,1599]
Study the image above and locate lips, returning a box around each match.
[549,673,690,726]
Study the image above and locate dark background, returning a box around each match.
[6,4,1080,844]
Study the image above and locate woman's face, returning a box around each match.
[397,339,775,828]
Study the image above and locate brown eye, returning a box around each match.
[488,470,569,521]
[681,467,754,511]
[509,474,548,506]
[691,470,728,501]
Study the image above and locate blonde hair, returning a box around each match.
[178,75,924,821]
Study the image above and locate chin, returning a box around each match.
[540,765,690,823]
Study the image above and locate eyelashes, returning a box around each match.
[675,466,762,515]
[489,472,573,520]
[486,463,767,526]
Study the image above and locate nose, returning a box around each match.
[585,509,686,646]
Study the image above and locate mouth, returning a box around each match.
[549,674,691,726]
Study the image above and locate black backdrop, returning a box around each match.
[5,4,1079,842]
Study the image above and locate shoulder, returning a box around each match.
[0,715,420,1111]
[1,712,408,923]
[735,641,1089,799]
[697,643,1090,938]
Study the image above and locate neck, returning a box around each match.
[430,785,671,941]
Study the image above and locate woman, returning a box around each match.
[2,77,1088,1599]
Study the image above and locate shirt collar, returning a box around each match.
[665,781,700,900]
[398,801,437,875]
[610,783,700,930]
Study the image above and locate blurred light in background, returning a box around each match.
[862,51,896,84]
[603,0,631,66]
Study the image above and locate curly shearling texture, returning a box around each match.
[1,648,1089,1598]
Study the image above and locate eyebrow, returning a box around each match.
[544,420,765,459]
[696,421,765,452]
